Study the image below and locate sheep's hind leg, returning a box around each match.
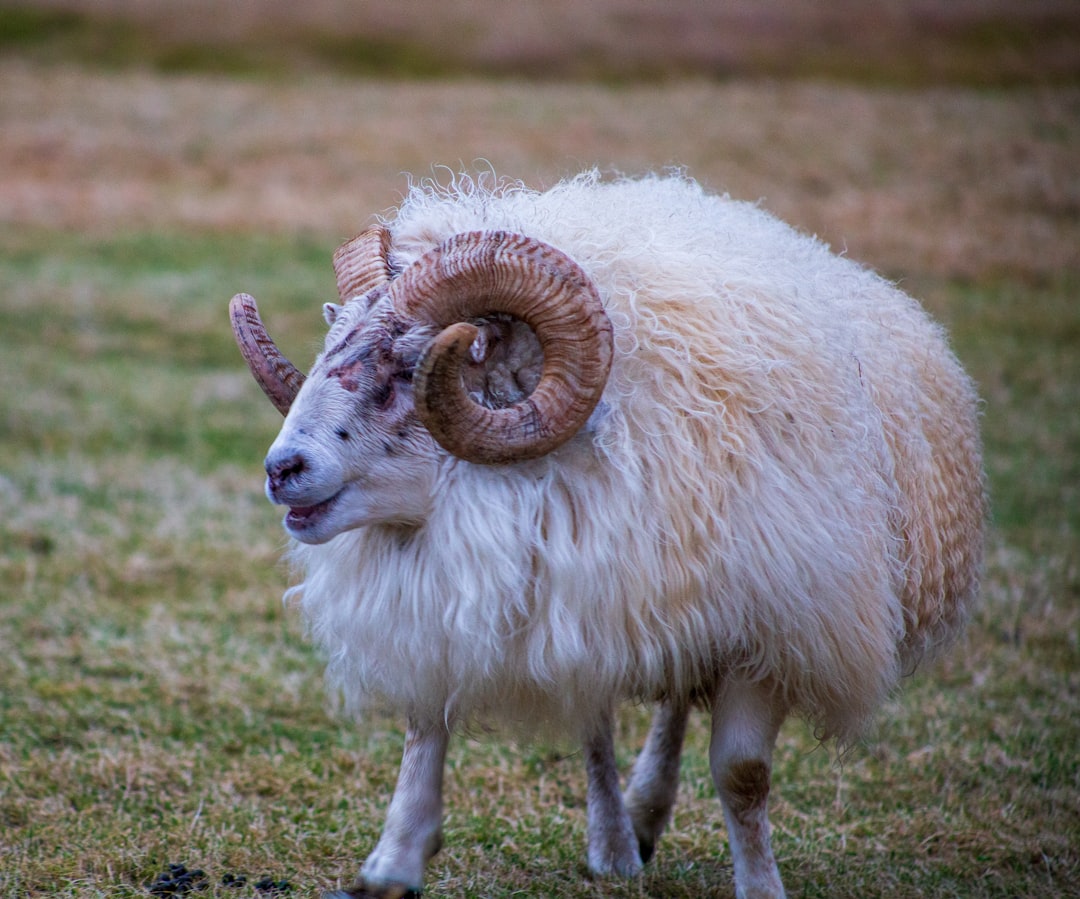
[326,719,449,899]
[623,698,689,863]
[709,678,787,899]
[583,709,643,878]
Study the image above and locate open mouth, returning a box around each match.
[284,489,342,531]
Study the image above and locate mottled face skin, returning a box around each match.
[263,294,442,544]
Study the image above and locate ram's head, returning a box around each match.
[230,228,612,543]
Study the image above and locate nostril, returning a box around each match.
[266,452,306,485]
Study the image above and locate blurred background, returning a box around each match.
[1,2,1078,897]
[5,0,1080,83]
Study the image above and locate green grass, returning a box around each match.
[943,278,1080,541]
[0,228,329,466]
[1,225,1077,898]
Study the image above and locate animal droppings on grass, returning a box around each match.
[146,863,208,895]
[144,865,293,896]
[252,877,293,895]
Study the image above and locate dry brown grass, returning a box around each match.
[2,60,1077,284]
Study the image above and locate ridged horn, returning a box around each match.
[333,226,392,303]
[388,230,613,464]
[229,292,305,416]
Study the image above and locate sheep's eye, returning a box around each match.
[373,381,393,407]
[335,429,350,441]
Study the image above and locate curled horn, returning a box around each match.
[333,225,392,302]
[229,293,306,416]
[230,226,393,415]
[388,230,613,464]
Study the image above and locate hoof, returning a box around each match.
[637,837,656,865]
[323,884,420,899]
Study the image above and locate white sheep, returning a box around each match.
[229,171,985,899]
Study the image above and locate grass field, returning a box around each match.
[1,5,1079,897]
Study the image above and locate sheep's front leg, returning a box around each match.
[710,678,787,899]
[329,719,449,899]
[583,710,643,878]
[624,698,689,862]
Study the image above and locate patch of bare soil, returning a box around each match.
[1,60,1076,283]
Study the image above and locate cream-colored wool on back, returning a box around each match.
[289,172,984,743]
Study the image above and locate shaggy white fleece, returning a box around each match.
[288,172,984,743]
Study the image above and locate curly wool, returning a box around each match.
[289,172,984,743]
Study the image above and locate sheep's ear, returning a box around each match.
[469,326,491,364]
[468,320,514,365]
[323,302,343,326]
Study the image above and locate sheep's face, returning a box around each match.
[263,295,443,543]
[231,228,613,545]
[263,292,549,543]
